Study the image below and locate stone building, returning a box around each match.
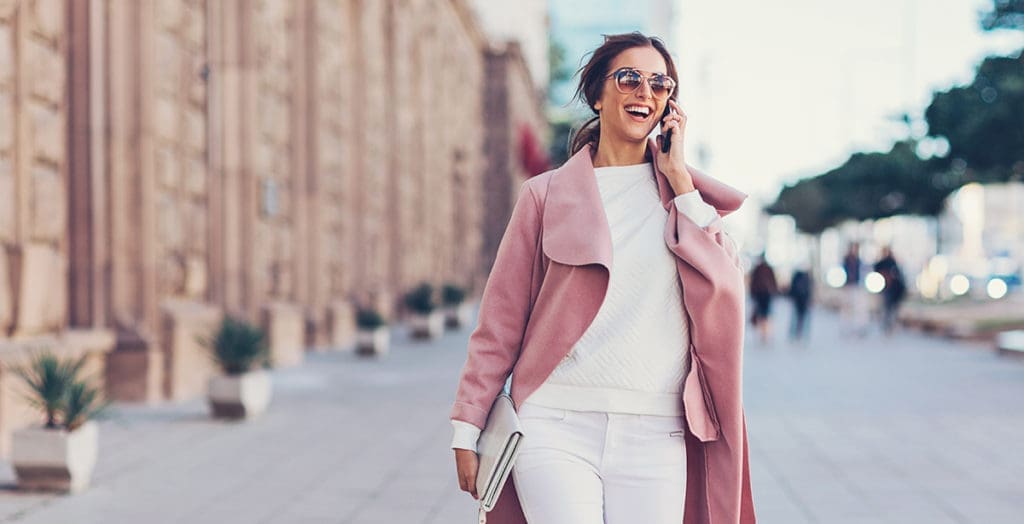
[0,0,547,457]
[480,41,551,279]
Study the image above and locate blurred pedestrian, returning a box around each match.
[749,255,778,344]
[841,242,868,337]
[873,246,907,335]
[787,267,813,342]
[449,32,755,523]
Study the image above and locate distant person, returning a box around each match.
[873,247,907,335]
[841,242,868,337]
[749,256,778,344]
[787,267,813,342]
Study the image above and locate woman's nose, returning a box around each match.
[636,79,654,99]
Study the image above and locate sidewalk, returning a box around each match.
[0,325,480,523]
[1,303,1022,523]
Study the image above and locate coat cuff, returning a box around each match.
[673,190,719,228]
[451,420,482,451]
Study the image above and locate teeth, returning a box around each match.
[625,105,650,117]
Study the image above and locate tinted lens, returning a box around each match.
[650,76,674,98]
[615,70,643,92]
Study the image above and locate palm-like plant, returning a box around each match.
[65,380,110,431]
[203,316,270,375]
[10,352,107,430]
[11,353,83,429]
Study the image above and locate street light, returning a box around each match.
[865,272,886,294]
[987,278,1008,300]
[827,267,848,288]
[950,274,970,296]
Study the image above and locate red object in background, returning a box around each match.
[518,124,550,177]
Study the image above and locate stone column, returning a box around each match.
[0,0,70,339]
[315,0,355,349]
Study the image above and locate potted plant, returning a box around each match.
[10,352,108,493]
[404,282,444,340]
[203,316,272,420]
[355,307,390,357]
[442,283,473,329]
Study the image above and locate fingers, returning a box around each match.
[458,471,478,499]
[661,119,683,136]
[662,99,687,124]
[660,104,687,137]
[455,451,480,500]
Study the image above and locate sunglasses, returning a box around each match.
[605,67,676,100]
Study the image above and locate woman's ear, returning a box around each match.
[594,101,602,111]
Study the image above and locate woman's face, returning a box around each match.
[594,46,671,147]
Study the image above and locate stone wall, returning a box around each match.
[480,42,549,283]
[0,0,546,420]
[0,0,70,338]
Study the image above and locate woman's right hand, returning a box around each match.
[454,448,480,500]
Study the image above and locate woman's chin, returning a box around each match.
[625,130,651,143]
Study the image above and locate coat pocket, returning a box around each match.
[682,352,721,442]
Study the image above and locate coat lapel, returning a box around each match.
[540,139,747,271]
[541,144,614,270]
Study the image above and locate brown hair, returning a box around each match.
[569,32,679,155]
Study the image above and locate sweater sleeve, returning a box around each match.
[451,420,482,451]
[673,190,720,228]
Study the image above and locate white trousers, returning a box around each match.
[510,401,687,524]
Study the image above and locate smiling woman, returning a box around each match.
[450,31,755,524]
[571,33,679,158]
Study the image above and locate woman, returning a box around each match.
[749,256,779,345]
[450,32,755,523]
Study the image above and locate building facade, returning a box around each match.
[0,0,546,456]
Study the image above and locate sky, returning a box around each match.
[672,0,1024,206]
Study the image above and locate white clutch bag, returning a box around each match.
[476,393,524,516]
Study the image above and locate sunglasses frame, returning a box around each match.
[605,67,676,100]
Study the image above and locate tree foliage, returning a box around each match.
[980,0,1024,31]
[767,141,954,234]
[768,6,1024,234]
[924,51,1024,181]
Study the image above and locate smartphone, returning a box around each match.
[660,103,674,153]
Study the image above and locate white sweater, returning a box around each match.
[451,163,720,451]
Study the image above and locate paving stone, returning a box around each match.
[1,303,1022,523]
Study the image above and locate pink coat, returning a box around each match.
[451,138,756,524]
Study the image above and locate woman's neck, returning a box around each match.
[591,137,649,168]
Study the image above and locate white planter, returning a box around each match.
[443,302,474,329]
[356,326,390,356]
[12,420,99,493]
[208,369,272,420]
[409,311,445,340]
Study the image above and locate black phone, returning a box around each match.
[660,103,674,153]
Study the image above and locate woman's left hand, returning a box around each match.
[655,99,696,195]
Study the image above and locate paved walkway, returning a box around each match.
[1,301,1022,523]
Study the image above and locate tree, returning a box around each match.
[924,51,1024,182]
[980,0,1024,31]
[767,141,953,234]
[768,1,1024,234]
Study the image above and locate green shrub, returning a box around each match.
[442,284,467,306]
[203,316,270,375]
[356,308,386,329]
[404,283,437,314]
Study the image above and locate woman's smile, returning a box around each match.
[623,103,654,123]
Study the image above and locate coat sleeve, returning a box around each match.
[450,181,542,429]
[665,202,742,276]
